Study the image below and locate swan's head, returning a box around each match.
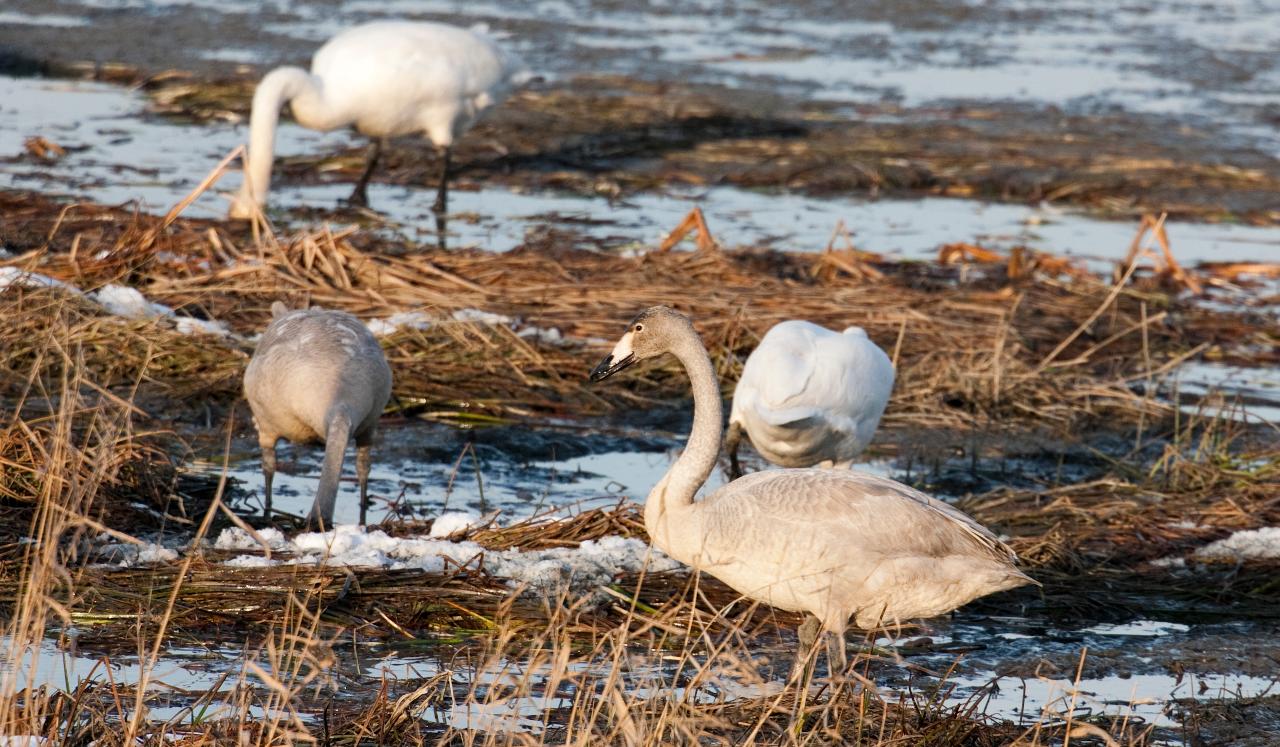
[589,306,692,382]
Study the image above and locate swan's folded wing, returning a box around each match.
[736,323,820,415]
[702,468,1017,565]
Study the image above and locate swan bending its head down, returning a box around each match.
[228,21,529,219]
[590,306,1034,670]
[726,319,894,478]
[244,302,393,529]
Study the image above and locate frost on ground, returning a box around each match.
[1195,527,1280,561]
[211,525,679,598]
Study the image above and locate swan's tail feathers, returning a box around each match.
[1014,568,1041,588]
[308,408,352,531]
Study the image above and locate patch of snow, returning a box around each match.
[430,511,483,538]
[208,524,681,596]
[0,273,230,336]
[366,310,434,337]
[174,316,231,337]
[1195,527,1280,561]
[0,737,51,747]
[361,307,568,346]
[213,526,288,552]
[517,325,563,345]
[0,267,77,293]
[1150,556,1187,568]
[90,284,231,337]
[93,542,179,568]
[90,284,172,319]
[223,554,279,568]
[452,308,512,325]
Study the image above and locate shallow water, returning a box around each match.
[5,0,1279,155]
[4,75,1277,269]
[206,421,893,526]
[1172,362,1280,424]
[11,612,1278,740]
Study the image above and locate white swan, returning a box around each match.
[726,320,894,478]
[590,306,1033,669]
[244,302,393,529]
[228,21,529,219]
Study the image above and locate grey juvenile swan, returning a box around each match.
[244,302,393,529]
[590,306,1034,669]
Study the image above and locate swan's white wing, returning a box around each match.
[700,468,1017,565]
[313,22,522,116]
[729,321,895,466]
[733,321,820,421]
[734,321,893,427]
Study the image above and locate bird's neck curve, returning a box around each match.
[644,327,722,547]
[233,66,339,217]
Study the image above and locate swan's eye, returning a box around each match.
[634,324,643,332]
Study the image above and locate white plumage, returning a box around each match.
[727,320,894,476]
[590,307,1033,671]
[229,21,530,218]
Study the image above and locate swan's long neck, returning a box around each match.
[234,66,342,214]
[645,329,722,545]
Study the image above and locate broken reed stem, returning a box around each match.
[1035,214,1164,371]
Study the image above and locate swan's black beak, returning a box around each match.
[589,352,636,382]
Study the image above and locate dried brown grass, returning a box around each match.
[5,196,1269,434]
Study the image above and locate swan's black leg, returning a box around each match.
[347,138,383,208]
[261,442,276,519]
[356,443,372,526]
[432,145,452,215]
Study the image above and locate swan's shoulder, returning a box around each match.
[252,309,384,367]
[734,321,823,415]
[703,468,1015,563]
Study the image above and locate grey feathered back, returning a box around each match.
[244,304,393,526]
